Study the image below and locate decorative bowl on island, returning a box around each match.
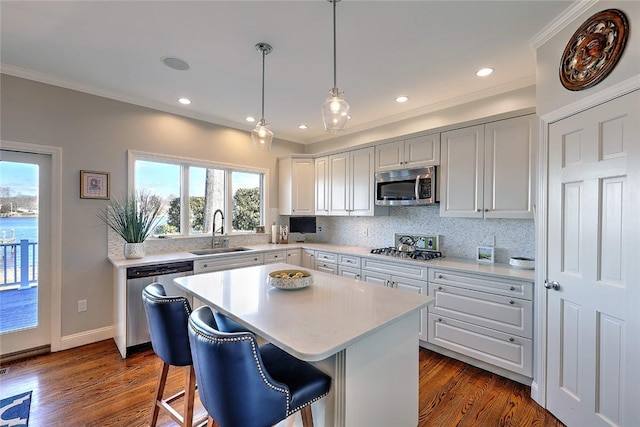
[268,270,313,290]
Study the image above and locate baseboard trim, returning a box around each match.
[59,326,113,351]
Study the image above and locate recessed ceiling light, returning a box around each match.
[162,56,190,71]
[298,124,308,130]
[245,116,256,123]
[476,67,494,77]
[178,97,191,105]
[395,96,409,103]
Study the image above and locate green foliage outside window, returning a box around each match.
[233,188,260,231]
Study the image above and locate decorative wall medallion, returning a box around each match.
[559,9,629,91]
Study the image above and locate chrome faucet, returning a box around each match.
[212,209,225,248]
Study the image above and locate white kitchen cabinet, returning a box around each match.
[361,259,428,340]
[194,252,265,274]
[328,147,388,216]
[285,248,302,266]
[301,249,315,269]
[314,250,338,274]
[278,157,315,215]
[440,114,535,219]
[427,268,533,379]
[314,156,329,216]
[338,254,361,280]
[263,250,287,264]
[375,133,440,172]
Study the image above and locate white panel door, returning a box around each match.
[291,159,315,215]
[349,147,375,216]
[547,90,640,426]
[315,156,329,216]
[404,133,440,168]
[328,153,349,216]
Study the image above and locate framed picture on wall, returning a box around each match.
[80,170,110,199]
[476,246,495,263]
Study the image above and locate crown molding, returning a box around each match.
[529,0,598,50]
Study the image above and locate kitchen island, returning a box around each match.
[174,262,434,427]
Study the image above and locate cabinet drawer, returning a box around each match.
[338,254,360,268]
[429,283,532,338]
[428,313,532,377]
[315,251,337,263]
[338,265,361,280]
[194,253,264,273]
[315,261,337,275]
[362,258,429,281]
[430,268,532,300]
[264,251,287,264]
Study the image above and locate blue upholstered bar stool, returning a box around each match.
[142,283,208,427]
[188,306,332,427]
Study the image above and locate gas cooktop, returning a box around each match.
[370,233,442,261]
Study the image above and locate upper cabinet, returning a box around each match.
[375,133,440,172]
[315,156,329,216]
[440,114,536,219]
[278,157,315,215]
[328,147,388,216]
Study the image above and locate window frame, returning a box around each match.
[128,150,269,237]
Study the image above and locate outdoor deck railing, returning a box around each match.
[1,239,38,288]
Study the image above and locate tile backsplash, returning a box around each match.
[302,205,535,263]
[109,205,535,264]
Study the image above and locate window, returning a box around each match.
[129,151,267,237]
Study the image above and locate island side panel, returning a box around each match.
[341,313,420,426]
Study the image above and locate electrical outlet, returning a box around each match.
[317,226,323,233]
[78,299,87,312]
[363,227,369,236]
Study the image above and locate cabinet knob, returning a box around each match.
[485,209,489,212]
[509,300,515,305]
[203,264,208,268]
[438,274,444,279]
[438,286,443,291]
[509,338,515,343]
[437,318,443,322]
[477,209,482,212]
[510,286,515,291]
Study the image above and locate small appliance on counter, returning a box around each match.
[371,233,442,261]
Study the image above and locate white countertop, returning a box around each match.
[110,242,534,281]
[174,262,434,362]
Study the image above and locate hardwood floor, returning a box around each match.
[0,339,564,426]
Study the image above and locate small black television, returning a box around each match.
[289,216,317,234]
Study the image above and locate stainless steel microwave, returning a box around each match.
[375,166,437,206]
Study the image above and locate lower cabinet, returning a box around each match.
[315,250,338,274]
[285,249,302,266]
[264,250,287,264]
[361,259,428,341]
[426,268,533,379]
[302,249,315,269]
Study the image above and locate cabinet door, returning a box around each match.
[404,133,440,168]
[393,275,428,340]
[315,261,337,275]
[361,270,390,287]
[440,125,484,218]
[375,140,404,171]
[484,115,535,219]
[286,249,302,266]
[292,159,315,215]
[301,249,315,269]
[349,147,376,216]
[264,251,287,264]
[338,266,361,280]
[315,156,329,216]
[328,153,349,215]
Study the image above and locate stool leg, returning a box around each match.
[300,406,314,427]
[183,365,197,427]
[151,361,170,427]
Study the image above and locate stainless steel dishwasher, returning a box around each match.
[126,260,194,354]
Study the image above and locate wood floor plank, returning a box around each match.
[0,340,564,426]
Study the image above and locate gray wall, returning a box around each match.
[0,74,304,337]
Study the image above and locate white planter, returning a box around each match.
[124,242,145,259]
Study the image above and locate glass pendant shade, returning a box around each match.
[251,119,273,151]
[322,89,350,132]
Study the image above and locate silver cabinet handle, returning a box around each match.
[544,280,561,290]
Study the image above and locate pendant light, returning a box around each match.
[251,42,273,151]
[321,0,350,133]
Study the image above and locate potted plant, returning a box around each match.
[98,191,163,259]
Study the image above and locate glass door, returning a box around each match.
[0,150,51,355]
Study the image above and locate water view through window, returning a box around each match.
[0,160,39,334]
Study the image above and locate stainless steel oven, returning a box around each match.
[375,166,436,206]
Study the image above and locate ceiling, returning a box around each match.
[0,1,573,145]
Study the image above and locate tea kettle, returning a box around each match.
[397,236,415,253]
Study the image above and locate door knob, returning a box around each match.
[544,280,560,290]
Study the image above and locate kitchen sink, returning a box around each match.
[189,247,252,256]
